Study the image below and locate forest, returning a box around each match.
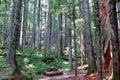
[0,0,120,80]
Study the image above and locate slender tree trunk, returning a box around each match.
[72,0,77,77]
[78,0,86,66]
[45,0,51,54]
[68,19,73,70]
[83,0,96,74]
[117,2,120,40]
[3,3,7,44]
[36,0,41,51]
[64,16,68,48]
[44,12,47,49]
[40,0,42,49]
[109,0,120,79]
[21,0,29,51]
[94,0,102,79]
[57,12,62,58]
[7,0,22,79]
[32,0,37,49]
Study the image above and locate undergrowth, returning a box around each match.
[0,47,69,79]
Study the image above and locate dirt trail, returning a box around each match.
[34,70,86,80]
[34,65,110,80]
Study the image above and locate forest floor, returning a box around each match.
[0,65,110,80]
[35,68,86,80]
[35,65,110,80]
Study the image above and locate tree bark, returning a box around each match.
[68,19,73,70]
[83,0,96,74]
[32,0,37,49]
[45,0,51,54]
[94,0,102,79]
[7,0,22,79]
[109,0,120,79]
[72,0,77,77]
[21,0,29,51]
[57,12,62,58]
[36,0,41,51]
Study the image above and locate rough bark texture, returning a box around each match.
[45,0,51,54]
[67,19,73,70]
[109,0,120,79]
[72,0,77,77]
[57,12,62,58]
[94,0,102,79]
[64,16,68,48]
[21,0,29,51]
[3,3,8,42]
[100,0,111,69]
[31,0,37,49]
[7,0,22,79]
[36,0,41,51]
[83,0,96,74]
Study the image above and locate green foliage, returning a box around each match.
[0,56,9,68]
[0,48,69,79]
[15,48,69,78]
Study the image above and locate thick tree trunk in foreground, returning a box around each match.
[83,0,96,74]
[94,0,102,79]
[109,0,120,79]
[100,0,111,69]
[7,0,22,79]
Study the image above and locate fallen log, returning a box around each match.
[0,46,6,49]
[44,71,63,76]
[0,53,6,56]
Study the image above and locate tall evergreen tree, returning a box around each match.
[45,0,51,54]
[21,0,29,51]
[32,0,37,49]
[83,0,96,74]
[94,0,102,79]
[57,0,62,58]
[7,0,22,79]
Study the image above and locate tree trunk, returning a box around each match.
[57,12,62,58]
[36,0,41,51]
[83,0,96,74]
[3,3,7,44]
[109,0,120,79]
[7,0,22,79]
[45,0,51,54]
[21,0,29,51]
[68,19,73,70]
[78,0,86,66]
[64,16,68,48]
[72,0,77,77]
[94,0,102,79]
[32,0,37,49]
